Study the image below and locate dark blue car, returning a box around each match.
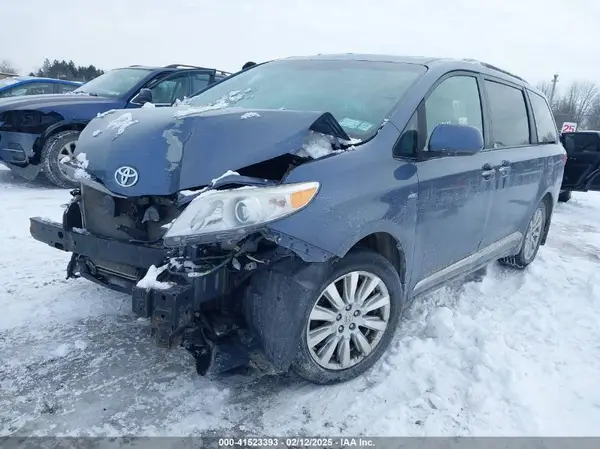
[0,64,230,187]
[30,54,566,384]
[0,76,81,97]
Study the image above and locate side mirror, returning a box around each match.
[130,88,152,105]
[428,123,484,155]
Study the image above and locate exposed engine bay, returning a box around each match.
[29,108,364,377]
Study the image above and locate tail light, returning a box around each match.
[562,153,567,165]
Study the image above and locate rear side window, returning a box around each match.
[485,80,530,148]
[529,91,558,143]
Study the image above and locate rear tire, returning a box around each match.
[291,250,404,385]
[499,200,547,269]
[41,130,81,188]
[558,189,571,203]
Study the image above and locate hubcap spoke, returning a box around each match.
[359,316,387,332]
[317,334,340,364]
[361,293,390,314]
[310,305,338,322]
[308,324,335,347]
[336,336,351,368]
[343,272,359,304]
[356,277,380,305]
[323,284,345,311]
[351,329,372,356]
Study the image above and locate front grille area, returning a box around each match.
[80,186,179,242]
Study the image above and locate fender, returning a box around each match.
[40,119,90,144]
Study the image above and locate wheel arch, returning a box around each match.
[540,191,554,246]
[32,121,88,164]
[347,232,406,287]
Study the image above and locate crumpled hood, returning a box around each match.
[75,106,350,196]
[0,93,115,112]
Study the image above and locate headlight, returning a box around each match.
[163,181,319,246]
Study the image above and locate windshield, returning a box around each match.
[72,68,152,98]
[186,59,427,138]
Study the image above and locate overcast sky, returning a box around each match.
[4,0,599,89]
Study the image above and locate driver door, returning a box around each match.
[561,132,600,190]
[127,70,215,108]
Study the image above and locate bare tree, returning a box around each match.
[585,96,600,130]
[536,81,554,99]
[0,59,18,74]
[552,81,599,127]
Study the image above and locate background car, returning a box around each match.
[0,76,81,97]
[0,64,231,188]
[558,130,600,202]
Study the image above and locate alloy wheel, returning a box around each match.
[306,271,391,370]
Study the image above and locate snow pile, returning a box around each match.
[92,130,102,137]
[74,168,91,180]
[142,102,156,108]
[211,169,239,185]
[425,307,455,338]
[75,153,89,169]
[241,112,261,119]
[297,131,339,159]
[106,112,139,138]
[96,109,116,119]
[136,265,174,290]
[173,89,253,119]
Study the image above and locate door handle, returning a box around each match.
[481,163,495,179]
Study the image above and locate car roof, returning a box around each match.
[280,53,541,96]
[0,76,81,88]
[122,65,232,77]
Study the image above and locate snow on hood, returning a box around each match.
[74,107,355,196]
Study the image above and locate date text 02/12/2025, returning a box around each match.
[218,437,376,447]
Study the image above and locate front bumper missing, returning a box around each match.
[29,216,254,374]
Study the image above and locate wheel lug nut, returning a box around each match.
[353,310,360,317]
[349,323,356,330]
[336,314,342,321]
[338,325,344,332]
[345,304,352,311]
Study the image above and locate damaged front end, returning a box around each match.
[30,107,354,377]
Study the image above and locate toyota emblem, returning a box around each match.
[114,166,139,187]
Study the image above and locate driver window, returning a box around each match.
[150,74,188,104]
[424,75,483,145]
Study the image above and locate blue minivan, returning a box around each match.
[30,54,566,384]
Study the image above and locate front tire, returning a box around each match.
[558,189,571,203]
[499,200,547,269]
[291,250,404,385]
[41,130,81,188]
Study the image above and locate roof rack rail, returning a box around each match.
[462,59,528,84]
[164,64,210,69]
[164,64,232,76]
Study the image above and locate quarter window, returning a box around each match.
[528,91,558,144]
[485,80,530,148]
[425,75,483,140]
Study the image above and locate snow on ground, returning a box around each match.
[1,164,600,437]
